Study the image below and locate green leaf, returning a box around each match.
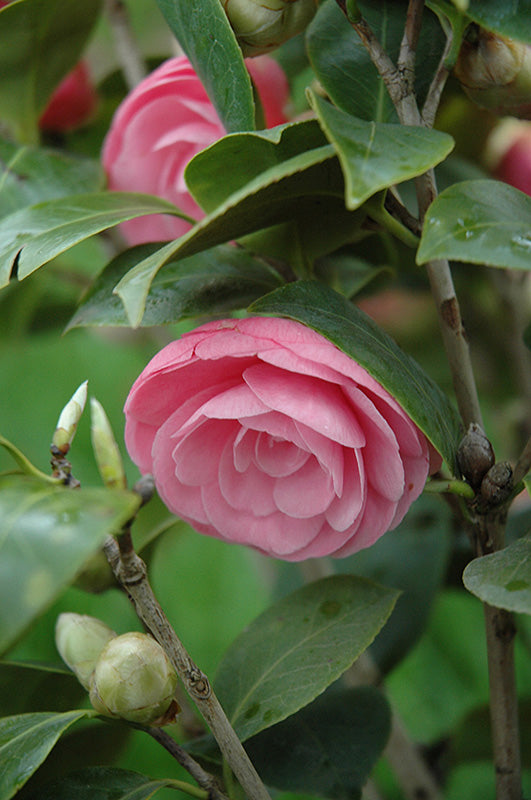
[307,0,445,123]
[0,138,102,219]
[185,120,329,212]
[0,474,141,655]
[214,574,399,742]
[67,243,284,329]
[114,148,345,326]
[466,1,531,44]
[309,91,454,208]
[37,765,204,799]
[0,660,82,718]
[0,0,102,143]
[0,192,188,289]
[417,180,531,269]
[154,0,255,132]
[463,536,531,614]
[0,709,94,800]
[250,281,462,470]
[245,687,391,799]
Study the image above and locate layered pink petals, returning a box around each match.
[102,55,289,245]
[124,317,439,560]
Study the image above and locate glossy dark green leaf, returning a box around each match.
[114,148,344,326]
[309,91,454,208]
[214,575,398,741]
[343,495,453,673]
[417,180,531,269]
[463,536,531,614]
[0,0,102,143]
[245,686,391,798]
[37,765,199,800]
[155,0,254,132]
[0,474,141,655]
[466,1,531,43]
[0,139,102,219]
[0,192,187,289]
[307,0,445,122]
[250,281,462,470]
[68,243,283,329]
[0,660,81,717]
[0,709,94,800]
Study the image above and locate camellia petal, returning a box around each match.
[124,317,438,560]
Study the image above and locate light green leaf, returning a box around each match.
[245,687,391,798]
[463,536,531,614]
[37,765,204,800]
[250,281,462,470]
[185,120,328,212]
[155,0,254,132]
[114,147,344,326]
[0,138,102,219]
[309,91,454,208]
[466,1,531,44]
[214,575,399,742]
[67,243,283,329]
[417,180,531,268]
[0,192,188,289]
[0,0,102,143]
[307,0,445,122]
[0,474,141,655]
[0,709,94,800]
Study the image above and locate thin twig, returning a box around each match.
[145,726,230,800]
[103,536,272,800]
[513,435,531,486]
[398,0,424,90]
[105,0,147,90]
[422,32,453,128]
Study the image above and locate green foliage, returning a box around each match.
[0,709,95,800]
[417,180,531,269]
[466,1,531,43]
[0,0,102,143]
[244,686,391,799]
[214,575,398,742]
[36,766,202,800]
[0,474,141,655]
[463,536,531,614]
[0,138,102,218]
[250,281,462,470]
[154,0,255,132]
[68,243,284,329]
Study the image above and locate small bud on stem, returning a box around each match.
[51,381,88,455]
[221,0,317,56]
[55,612,117,689]
[90,397,127,490]
[457,423,495,491]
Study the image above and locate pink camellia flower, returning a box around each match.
[485,118,531,196]
[102,55,290,245]
[124,317,440,561]
[39,63,98,133]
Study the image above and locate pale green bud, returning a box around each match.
[55,612,117,689]
[52,381,88,453]
[455,26,531,119]
[221,0,317,57]
[89,632,179,725]
[90,397,127,490]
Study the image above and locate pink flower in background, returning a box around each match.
[39,63,98,133]
[486,119,531,196]
[102,55,290,245]
[124,317,440,561]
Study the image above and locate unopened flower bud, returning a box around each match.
[457,423,495,491]
[55,612,117,689]
[455,25,531,119]
[480,461,514,506]
[221,0,317,57]
[89,632,178,725]
[90,397,127,490]
[52,381,88,454]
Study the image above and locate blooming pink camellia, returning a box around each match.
[124,317,441,561]
[39,63,98,133]
[102,55,289,245]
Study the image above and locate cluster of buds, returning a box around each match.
[56,613,179,725]
[220,0,317,56]
[455,25,531,119]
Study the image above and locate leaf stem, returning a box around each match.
[104,0,147,90]
[103,534,272,800]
